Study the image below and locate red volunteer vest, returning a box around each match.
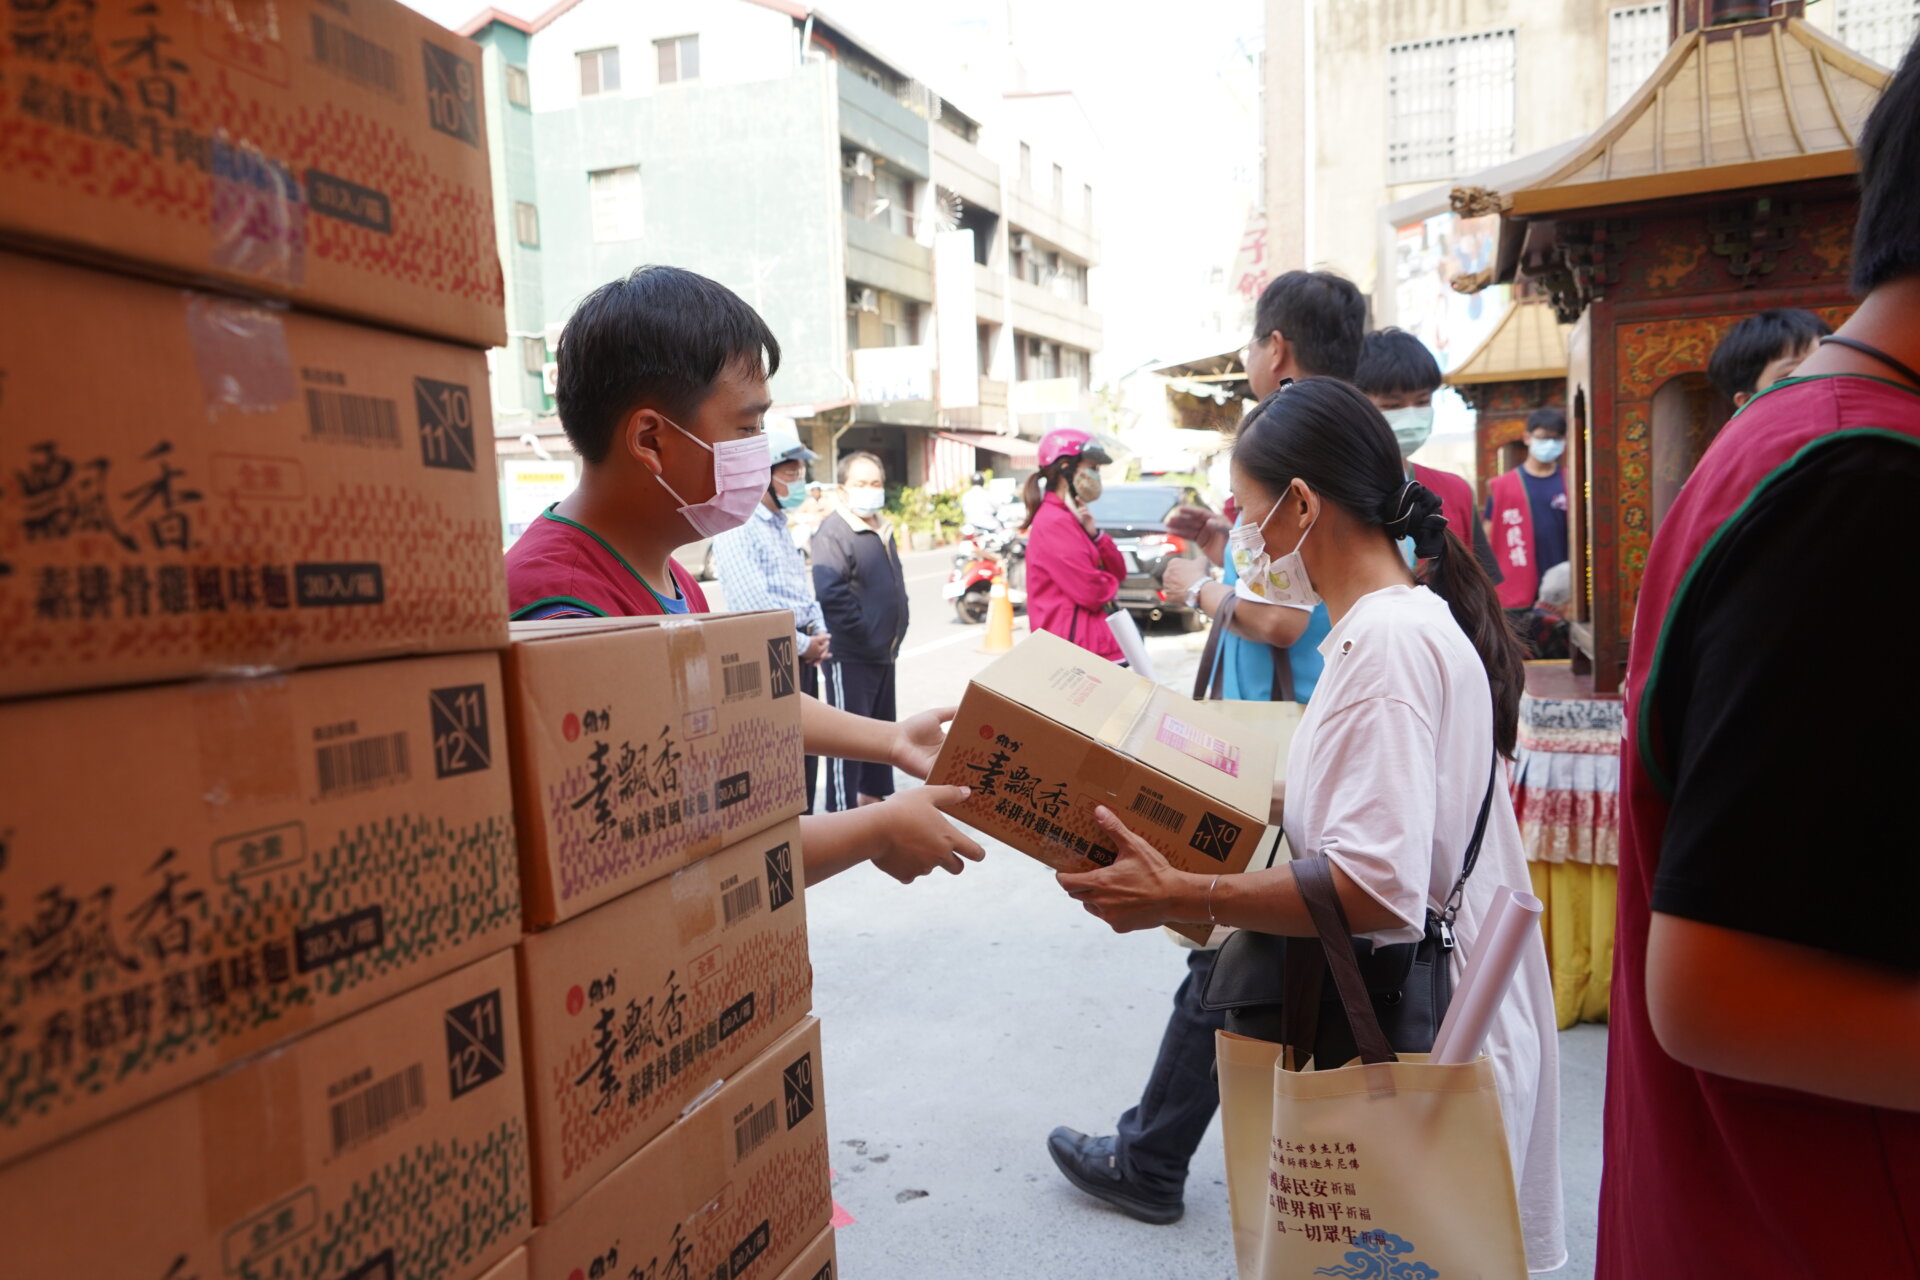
[1487,467,1538,608]
[1598,374,1920,1278]
[506,508,708,619]
[1411,461,1475,560]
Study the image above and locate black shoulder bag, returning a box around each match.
[1200,755,1499,1069]
[1193,591,1296,704]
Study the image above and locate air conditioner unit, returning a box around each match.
[851,151,875,178]
[541,363,559,396]
[856,287,879,313]
[1011,232,1034,254]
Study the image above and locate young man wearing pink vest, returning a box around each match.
[1483,407,1569,618]
[506,265,985,887]
[1598,35,1920,1277]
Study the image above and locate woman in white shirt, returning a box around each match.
[1058,378,1566,1272]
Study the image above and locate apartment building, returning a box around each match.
[462,0,1104,518]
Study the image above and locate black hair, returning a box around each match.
[1853,29,1920,294]
[553,265,781,464]
[1705,308,1833,399]
[1019,456,1080,531]
[1234,379,1525,757]
[1354,327,1443,396]
[836,450,883,486]
[1253,271,1368,381]
[1525,407,1567,437]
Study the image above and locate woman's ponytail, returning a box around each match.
[1019,457,1077,532]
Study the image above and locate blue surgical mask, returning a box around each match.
[777,489,807,511]
[1382,405,1435,458]
[1529,437,1565,465]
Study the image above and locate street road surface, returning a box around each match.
[709,546,1604,1278]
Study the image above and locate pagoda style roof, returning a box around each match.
[1445,299,1572,385]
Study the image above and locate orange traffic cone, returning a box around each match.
[978,573,1015,654]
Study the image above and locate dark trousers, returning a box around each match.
[800,659,819,815]
[820,659,897,810]
[1115,948,1228,1197]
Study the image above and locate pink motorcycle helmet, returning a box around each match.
[1037,427,1113,469]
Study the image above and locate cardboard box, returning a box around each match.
[0,950,532,1278]
[0,249,509,699]
[0,651,522,1165]
[0,0,503,347]
[931,630,1280,943]
[480,1246,530,1280]
[772,1229,839,1280]
[517,819,812,1221]
[505,613,806,926]
[527,1017,832,1280]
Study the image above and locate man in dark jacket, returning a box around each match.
[811,450,910,811]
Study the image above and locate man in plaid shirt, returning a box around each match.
[712,422,831,811]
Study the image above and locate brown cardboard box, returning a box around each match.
[0,651,522,1166]
[527,1018,832,1280]
[517,819,812,1221]
[771,1228,839,1280]
[505,613,806,926]
[0,0,503,347]
[0,249,508,699]
[480,1246,530,1280]
[931,630,1281,943]
[0,950,532,1277]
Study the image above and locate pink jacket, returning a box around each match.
[1024,492,1126,662]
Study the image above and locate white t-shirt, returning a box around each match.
[1283,584,1567,1273]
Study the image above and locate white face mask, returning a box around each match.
[1382,405,1435,459]
[1529,437,1566,465]
[1228,485,1320,611]
[651,419,771,538]
[847,485,887,516]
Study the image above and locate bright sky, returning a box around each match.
[403,0,1262,381]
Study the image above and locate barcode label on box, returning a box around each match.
[722,659,762,701]
[330,1064,425,1155]
[317,732,411,797]
[306,389,401,448]
[722,876,763,927]
[311,15,401,94]
[1129,792,1187,834]
[734,1100,778,1163]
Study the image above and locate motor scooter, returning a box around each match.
[944,527,1026,624]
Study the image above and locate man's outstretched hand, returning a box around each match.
[891,705,957,780]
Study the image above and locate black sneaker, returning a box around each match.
[1045,1126,1184,1225]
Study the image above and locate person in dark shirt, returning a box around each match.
[1483,407,1568,618]
[1706,307,1832,407]
[811,451,910,811]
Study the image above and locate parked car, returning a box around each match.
[1085,482,1212,630]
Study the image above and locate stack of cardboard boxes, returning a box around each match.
[0,5,836,1276]
[503,615,835,1280]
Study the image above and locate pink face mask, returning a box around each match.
[651,419,771,538]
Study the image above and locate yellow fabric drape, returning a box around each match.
[1528,861,1616,1030]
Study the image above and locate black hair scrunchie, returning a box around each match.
[1383,481,1450,560]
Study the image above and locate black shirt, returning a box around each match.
[1651,435,1920,972]
[810,510,910,664]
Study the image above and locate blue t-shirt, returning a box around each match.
[1220,537,1324,704]
[1484,468,1569,577]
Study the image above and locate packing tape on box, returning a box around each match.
[1093,681,1155,757]
[199,1044,306,1231]
[662,620,713,727]
[208,129,309,287]
[672,856,717,948]
[185,292,297,416]
[1074,740,1132,808]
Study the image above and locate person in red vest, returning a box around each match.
[506,264,984,887]
[1483,407,1568,619]
[1597,36,1920,1279]
[1353,327,1502,580]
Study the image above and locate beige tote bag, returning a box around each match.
[1216,859,1527,1279]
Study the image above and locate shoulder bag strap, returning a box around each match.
[1440,753,1501,926]
[1195,591,1238,702]
[1294,858,1398,1067]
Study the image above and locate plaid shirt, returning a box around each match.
[710,500,823,646]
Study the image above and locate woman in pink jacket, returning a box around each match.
[1021,428,1127,663]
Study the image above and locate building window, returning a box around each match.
[1019,142,1032,186]
[1607,5,1668,113]
[505,63,531,108]
[588,166,643,242]
[578,47,621,97]
[1385,29,1516,185]
[521,337,545,375]
[874,167,916,237]
[513,201,539,247]
[879,293,919,347]
[1052,257,1089,305]
[1836,0,1920,68]
[1062,346,1089,391]
[656,34,699,84]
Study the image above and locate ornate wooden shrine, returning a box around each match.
[1445,298,1575,504]
[1451,5,1886,692]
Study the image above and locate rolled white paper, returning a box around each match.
[1431,886,1543,1066]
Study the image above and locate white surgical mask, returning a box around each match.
[1228,486,1320,611]
[651,419,771,538]
[1382,405,1435,458]
[1529,437,1566,465]
[848,486,887,516]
